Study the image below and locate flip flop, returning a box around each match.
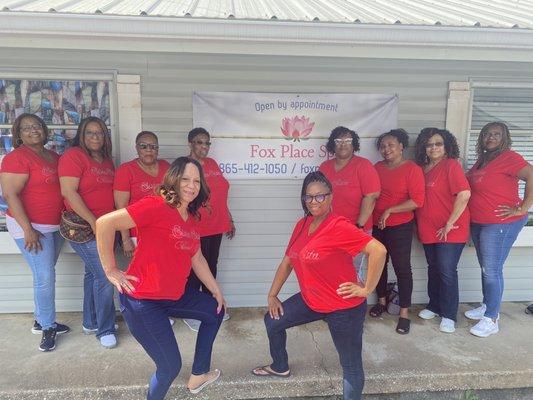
[396,317,411,335]
[526,304,533,315]
[251,365,291,378]
[188,369,221,394]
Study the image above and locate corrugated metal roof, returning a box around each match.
[1,0,533,29]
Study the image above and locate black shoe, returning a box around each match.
[39,328,57,352]
[32,321,70,335]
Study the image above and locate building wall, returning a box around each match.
[1,48,532,312]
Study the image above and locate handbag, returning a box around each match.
[59,211,94,243]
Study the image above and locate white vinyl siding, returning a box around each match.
[1,48,533,312]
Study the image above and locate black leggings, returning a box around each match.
[372,220,414,308]
[186,233,223,296]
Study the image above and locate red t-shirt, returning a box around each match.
[416,158,470,244]
[0,145,64,224]
[198,157,231,237]
[373,160,425,227]
[467,150,529,224]
[113,159,170,205]
[125,195,200,300]
[58,147,115,218]
[319,156,380,230]
[285,214,373,313]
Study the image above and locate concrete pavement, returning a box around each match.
[1,302,532,400]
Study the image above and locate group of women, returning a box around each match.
[1,113,532,400]
[0,114,234,355]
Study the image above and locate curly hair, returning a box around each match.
[476,122,512,163]
[11,113,50,148]
[72,117,113,160]
[300,171,333,216]
[158,157,209,219]
[376,129,409,150]
[325,126,360,155]
[414,128,460,166]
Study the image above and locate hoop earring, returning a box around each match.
[16,138,23,146]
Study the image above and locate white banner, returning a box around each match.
[193,92,398,179]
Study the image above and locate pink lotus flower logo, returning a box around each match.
[281,116,315,142]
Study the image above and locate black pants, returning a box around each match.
[372,220,414,308]
[186,233,223,296]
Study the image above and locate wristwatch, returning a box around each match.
[355,223,364,229]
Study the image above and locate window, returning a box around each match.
[466,86,533,208]
[0,77,114,230]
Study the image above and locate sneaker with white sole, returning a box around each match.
[183,318,201,332]
[470,316,499,337]
[39,328,57,352]
[32,321,70,335]
[83,324,118,335]
[99,333,117,349]
[439,317,455,333]
[464,303,486,320]
[222,312,230,322]
[418,309,438,320]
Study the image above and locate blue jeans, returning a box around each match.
[14,231,64,330]
[119,289,224,400]
[264,293,366,400]
[70,239,116,337]
[422,243,465,321]
[470,216,527,319]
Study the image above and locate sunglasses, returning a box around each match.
[425,142,444,148]
[137,143,159,150]
[302,193,331,204]
[193,140,211,146]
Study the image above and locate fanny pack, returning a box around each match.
[59,211,94,243]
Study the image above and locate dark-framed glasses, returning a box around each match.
[20,123,43,133]
[137,142,159,151]
[302,193,331,203]
[193,140,211,146]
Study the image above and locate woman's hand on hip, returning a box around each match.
[105,268,139,294]
[226,221,236,239]
[268,295,284,320]
[495,204,526,219]
[23,228,43,253]
[436,222,458,242]
[337,282,369,299]
[378,209,391,230]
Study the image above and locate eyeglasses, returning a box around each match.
[20,123,43,133]
[302,193,331,203]
[484,132,502,139]
[334,138,352,146]
[85,131,106,138]
[193,140,211,146]
[425,142,444,148]
[137,143,159,151]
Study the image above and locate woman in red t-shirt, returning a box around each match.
[252,171,386,400]
[319,126,380,278]
[414,128,471,334]
[0,113,70,352]
[369,129,425,335]
[96,157,226,398]
[58,117,117,349]
[184,127,235,331]
[465,122,533,338]
[113,131,170,257]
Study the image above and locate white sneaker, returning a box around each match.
[464,303,486,320]
[99,333,117,349]
[222,312,230,322]
[418,309,438,320]
[439,317,455,333]
[183,318,201,332]
[470,316,499,338]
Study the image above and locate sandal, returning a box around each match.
[251,365,291,378]
[396,317,411,334]
[369,303,387,318]
[188,369,221,394]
